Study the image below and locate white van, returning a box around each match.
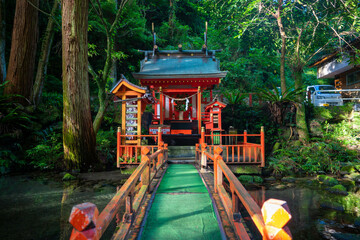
[306,85,343,107]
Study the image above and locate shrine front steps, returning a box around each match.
[167,146,196,164]
[167,146,196,158]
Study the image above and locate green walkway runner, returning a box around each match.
[141,164,222,240]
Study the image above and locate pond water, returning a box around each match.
[0,172,359,240]
[246,182,360,240]
[0,171,124,240]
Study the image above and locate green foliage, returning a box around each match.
[312,103,354,123]
[327,184,348,196]
[0,82,33,137]
[26,132,63,170]
[317,175,339,186]
[238,175,253,183]
[223,91,247,105]
[270,140,358,176]
[321,112,360,148]
[257,86,302,103]
[63,173,76,181]
[96,128,117,165]
[121,167,136,174]
[222,104,279,146]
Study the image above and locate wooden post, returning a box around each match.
[123,191,134,223]
[121,95,126,134]
[141,147,151,193]
[260,126,265,167]
[201,143,207,171]
[200,126,205,144]
[249,93,253,107]
[243,130,247,163]
[117,127,121,168]
[158,127,162,143]
[197,86,202,133]
[159,87,164,125]
[214,146,223,193]
[231,183,240,213]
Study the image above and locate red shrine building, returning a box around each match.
[112,31,227,145]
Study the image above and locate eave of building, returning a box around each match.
[111,75,147,95]
[317,56,353,79]
[134,72,227,80]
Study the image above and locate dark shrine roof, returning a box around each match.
[132,50,227,80]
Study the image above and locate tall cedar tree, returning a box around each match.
[62,0,98,170]
[0,0,5,82]
[4,0,38,102]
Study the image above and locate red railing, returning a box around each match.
[68,145,168,240]
[198,127,265,167]
[203,146,292,239]
[116,127,164,166]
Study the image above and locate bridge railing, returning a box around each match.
[68,144,168,240]
[116,127,165,166]
[203,146,292,240]
[198,127,265,167]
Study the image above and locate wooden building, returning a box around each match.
[310,38,360,90]
[131,46,227,144]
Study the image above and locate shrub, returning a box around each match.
[26,132,63,170]
[269,140,358,175]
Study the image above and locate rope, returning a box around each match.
[162,92,198,101]
[162,92,198,111]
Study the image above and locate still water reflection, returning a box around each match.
[0,173,359,240]
[247,183,360,240]
[0,172,120,240]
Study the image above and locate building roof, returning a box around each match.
[111,75,147,95]
[205,99,227,111]
[132,50,227,80]
[309,37,360,68]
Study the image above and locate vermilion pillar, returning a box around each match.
[159,86,164,125]
[197,86,202,133]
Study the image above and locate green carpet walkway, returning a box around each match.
[141,164,222,240]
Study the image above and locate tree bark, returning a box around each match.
[294,68,310,142]
[31,0,58,106]
[4,0,39,103]
[274,0,287,95]
[0,0,6,83]
[62,0,98,170]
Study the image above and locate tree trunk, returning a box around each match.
[275,0,287,95]
[0,0,6,83]
[31,0,58,106]
[62,0,98,170]
[4,0,39,103]
[294,69,310,142]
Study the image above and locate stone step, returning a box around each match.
[167,146,196,159]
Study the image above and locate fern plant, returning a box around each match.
[257,86,302,125]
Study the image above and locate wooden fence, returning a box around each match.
[117,127,164,166]
[202,146,292,239]
[197,127,265,166]
[68,145,168,240]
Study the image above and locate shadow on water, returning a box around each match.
[0,171,126,240]
[245,182,360,240]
